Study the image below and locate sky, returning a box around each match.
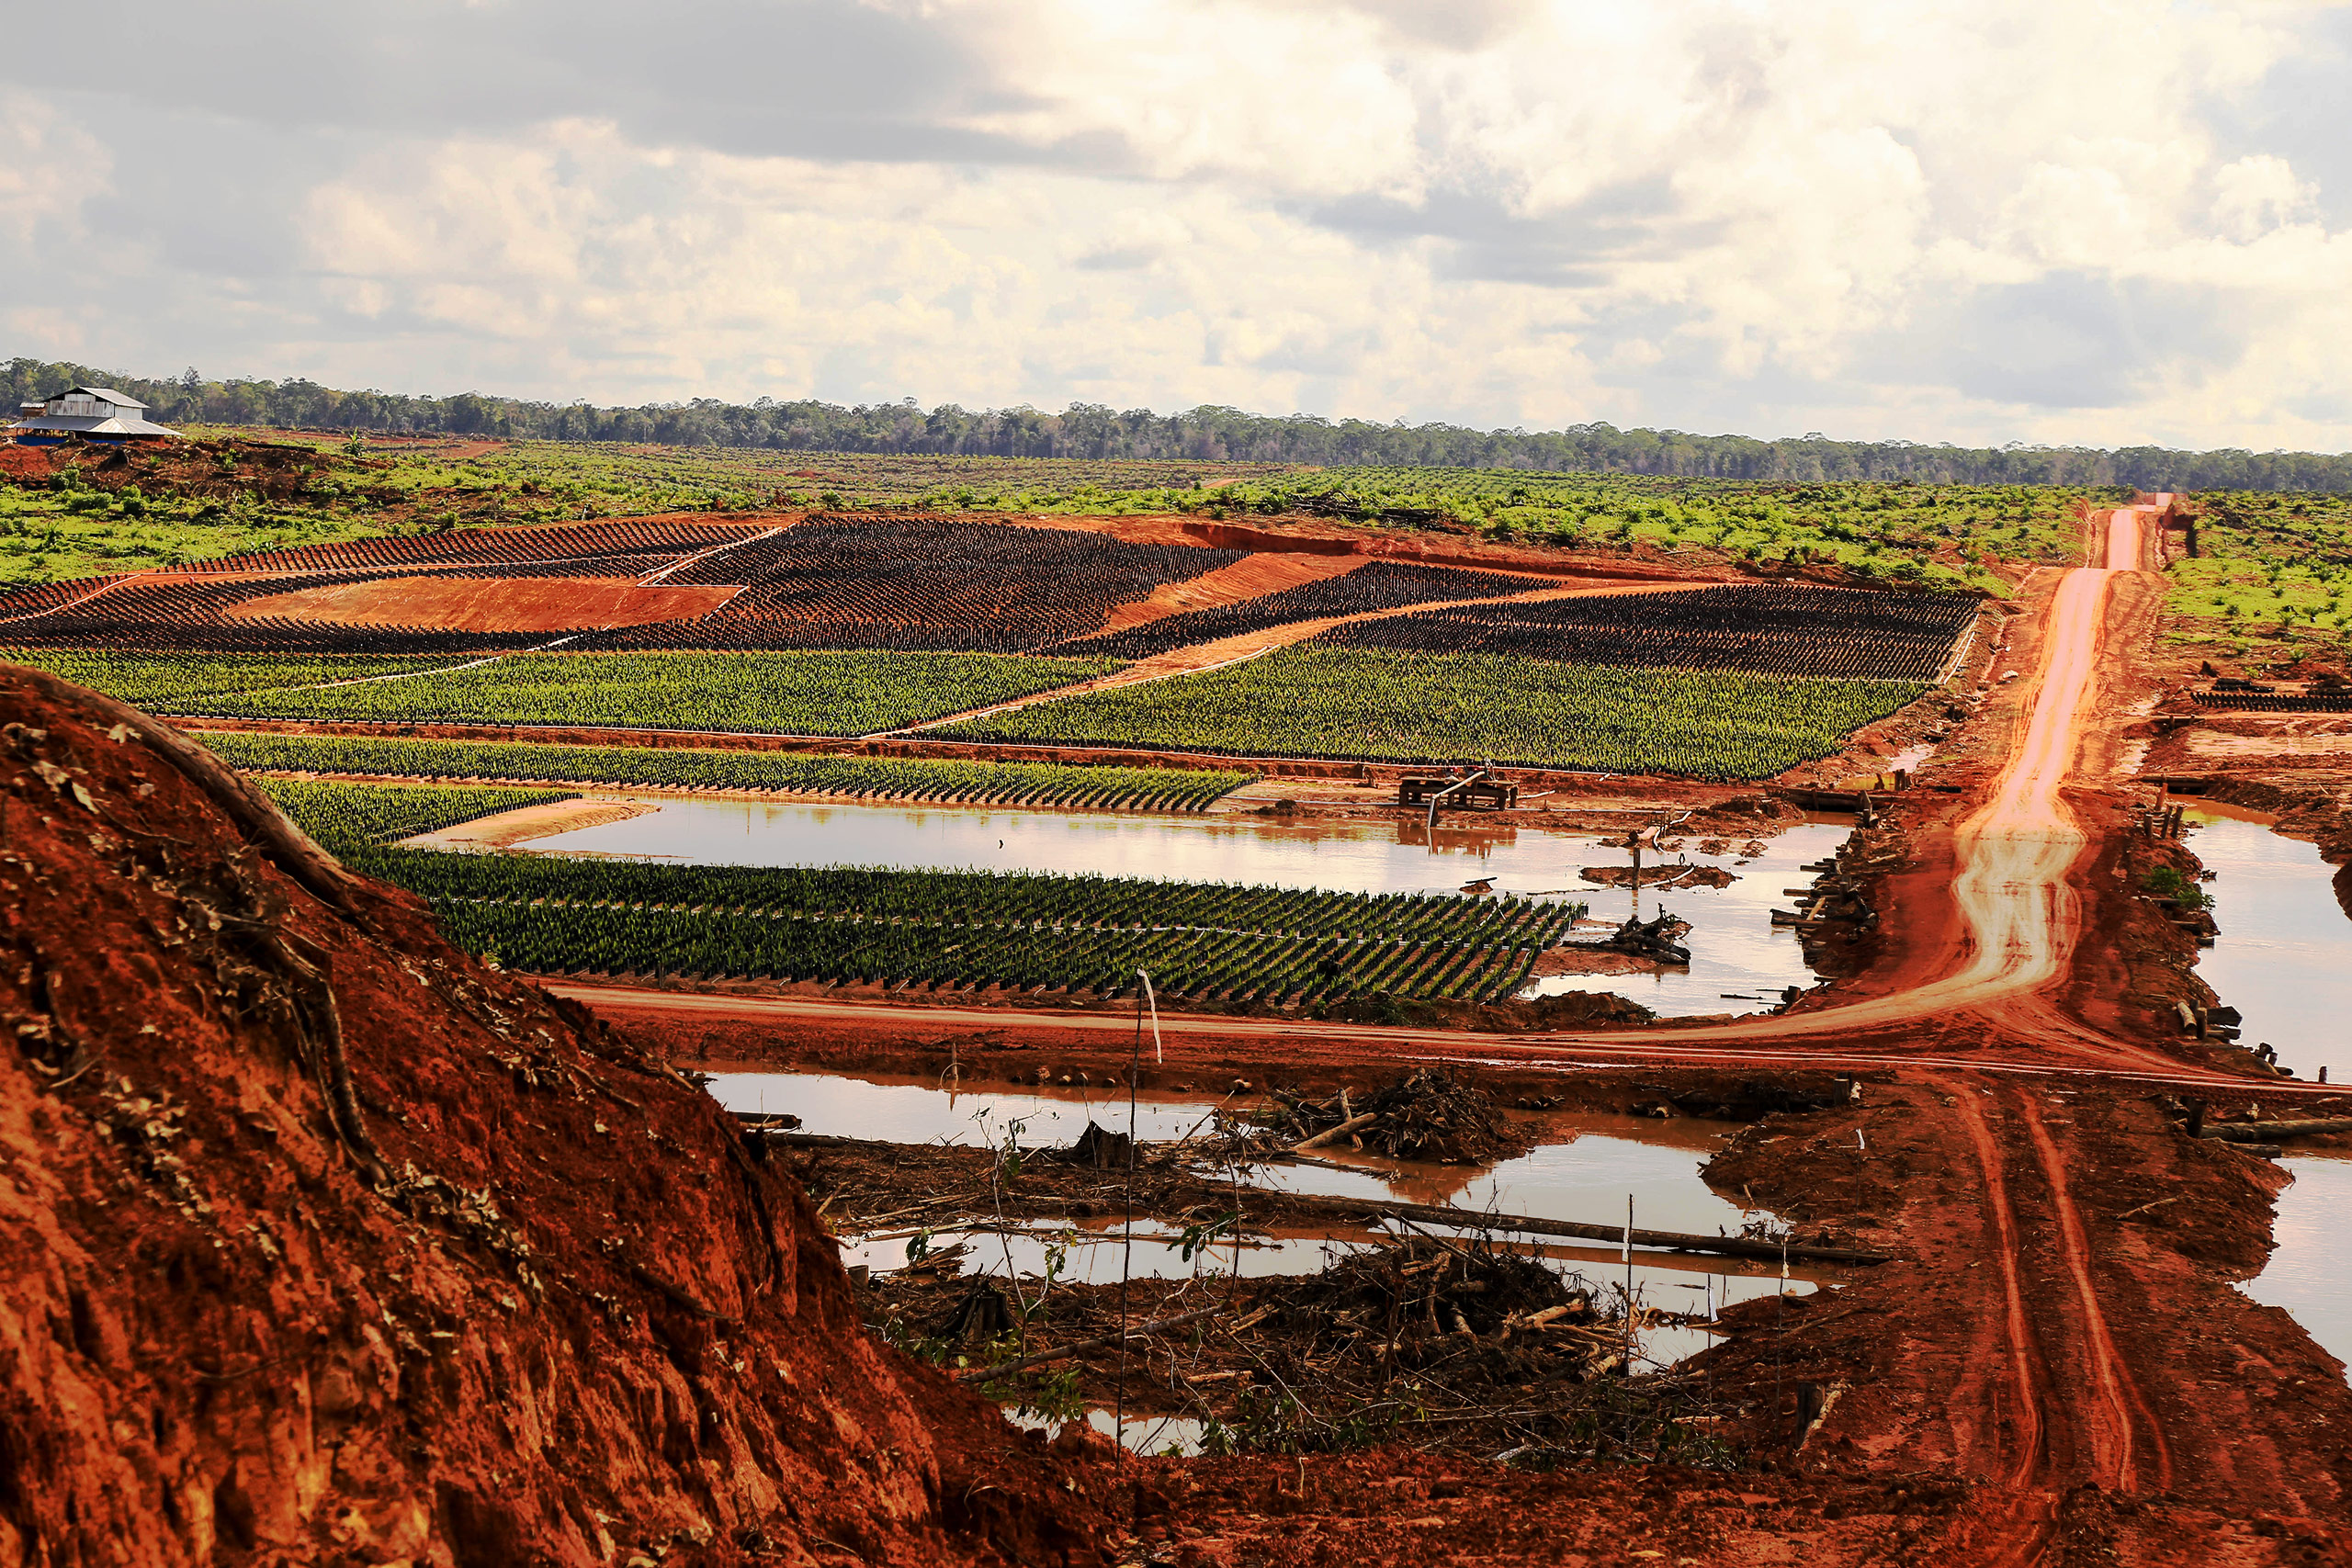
[5,0,2351,451]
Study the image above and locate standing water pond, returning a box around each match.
[496,797,1853,1017]
[2244,1155,2352,1382]
[703,1068,1826,1373]
[2183,805,2349,1083]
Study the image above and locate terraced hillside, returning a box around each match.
[0,509,1976,779]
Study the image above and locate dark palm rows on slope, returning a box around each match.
[0,516,1247,656]
[605,517,1243,652]
[0,513,1980,689]
[1043,561,1549,660]
[1317,584,1981,682]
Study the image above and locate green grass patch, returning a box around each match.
[931,646,1925,780]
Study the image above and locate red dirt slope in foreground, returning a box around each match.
[0,664,1109,1566]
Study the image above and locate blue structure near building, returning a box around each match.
[7,386,184,444]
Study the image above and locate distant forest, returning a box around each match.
[11,354,2352,492]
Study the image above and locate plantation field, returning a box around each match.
[0,649,448,709]
[336,840,1579,1007]
[6,425,2105,597]
[2162,491,2352,671]
[155,649,1115,735]
[1321,584,1978,682]
[611,516,1243,653]
[256,778,580,849]
[932,646,1926,779]
[1050,561,1544,660]
[208,731,1253,812]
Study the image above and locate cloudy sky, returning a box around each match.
[6,1,2350,449]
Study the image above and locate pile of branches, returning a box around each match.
[1261,1235,1616,1374]
[1212,1235,1738,1463]
[1261,1068,1533,1163]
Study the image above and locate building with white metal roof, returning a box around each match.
[7,386,184,442]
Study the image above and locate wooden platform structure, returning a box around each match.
[1397,771,1518,811]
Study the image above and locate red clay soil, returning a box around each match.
[0,663,1124,1567]
[1090,552,1368,634]
[226,574,741,631]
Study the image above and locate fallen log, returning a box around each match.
[1293,1111,1381,1153]
[1258,1183,1889,1266]
[953,1304,1223,1382]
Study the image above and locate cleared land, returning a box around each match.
[228,575,741,630]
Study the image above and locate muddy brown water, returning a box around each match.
[2183,804,2348,1083]
[513,799,1854,1018]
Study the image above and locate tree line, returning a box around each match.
[11,354,2351,492]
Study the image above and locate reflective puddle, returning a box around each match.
[1010,1409,1213,1457]
[706,1068,1221,1146]
[706,1069,1825,1370]
[2184,805,2350,1082]
[1517,821,1856,1016]
[521,797,1851,1017]
[2243,1154,2352,1382]
[523,796,1577,896]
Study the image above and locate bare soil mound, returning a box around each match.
[228,574,741,631]
[0,663,1109,1566]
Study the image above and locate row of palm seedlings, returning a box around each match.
[261,779,581,848]
[209,729,1251,812]
[429,897,1546,1007]
[342,849,1580,950]
[258,780,1577,1003]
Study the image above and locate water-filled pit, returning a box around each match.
[2183,804,2350,1083]
[704,1069,1826,1374]
[475,796,1854,1018]
[2243,1154,2352,1382]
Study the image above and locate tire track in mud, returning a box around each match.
[1939,1077,2184,1565]
[2019,1107,2176,1496]
[1950,1088,2047,1493]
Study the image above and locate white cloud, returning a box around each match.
[7,1,2352,450]
[0,90,109,249]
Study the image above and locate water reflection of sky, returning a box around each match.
[722,1068,1827,1374]
[526,798,1851,1018]
[2241,1155,2352,1383]
[529,796,1600,897]
[2184,809,2352,1082]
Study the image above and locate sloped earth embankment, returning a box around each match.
[0,663,1115,1566]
